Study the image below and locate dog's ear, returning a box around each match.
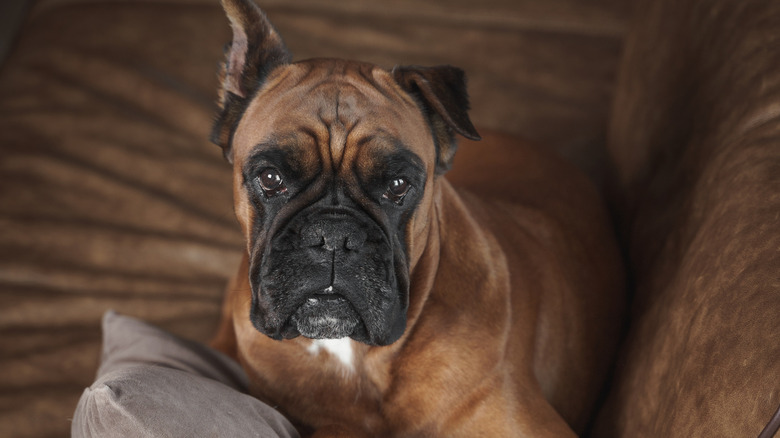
[393,65,481,174]
[212,0,292,162]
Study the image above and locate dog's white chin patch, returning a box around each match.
[307,338,354,371]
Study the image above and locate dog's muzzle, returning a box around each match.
[251,207,406,345]
[290,294,359,339]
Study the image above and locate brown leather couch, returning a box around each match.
[1,0,777,437]
[593,0,780,436]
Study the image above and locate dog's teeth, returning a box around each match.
[308,297,318,304]
[324,286,333,293]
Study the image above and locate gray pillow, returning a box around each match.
[72,311,299,438]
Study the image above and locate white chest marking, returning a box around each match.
[307,338,354,371]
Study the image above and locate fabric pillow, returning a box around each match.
[72,311,299,438]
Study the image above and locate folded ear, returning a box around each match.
[212,0,292,162]
[392,65,481,174]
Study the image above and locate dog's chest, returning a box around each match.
[307,338,355,371]
[242,334,389,432]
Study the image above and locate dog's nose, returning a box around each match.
[300,220,367,251]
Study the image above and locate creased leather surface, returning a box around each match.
[0,4,240,437]
[593,0,780,436]
[0,1,627,437]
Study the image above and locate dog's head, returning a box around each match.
[213,0,480,346]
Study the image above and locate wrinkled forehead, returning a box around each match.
[232,59,434,174]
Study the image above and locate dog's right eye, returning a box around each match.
[257,168,287,197]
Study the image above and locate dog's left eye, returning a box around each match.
[257,168,287,197]
[383,177,410,204]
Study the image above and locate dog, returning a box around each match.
[209,0,624,436]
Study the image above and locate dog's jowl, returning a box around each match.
[210,0,624,436]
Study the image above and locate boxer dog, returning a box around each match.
[210,0,624,436]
